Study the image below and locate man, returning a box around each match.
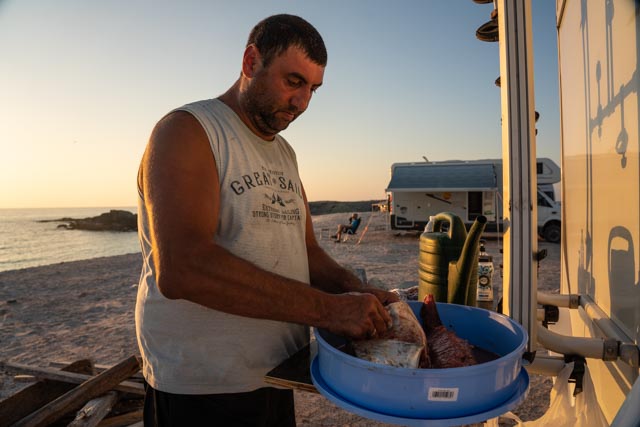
[331,212,361,241]
[135,14,398,426]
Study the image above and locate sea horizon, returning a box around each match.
[0,205,138,212]
[0,206,141,273]
[0,201,380,273]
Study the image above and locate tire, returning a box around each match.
[543,222,561,243]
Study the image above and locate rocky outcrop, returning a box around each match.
[308,200,382,216]
[42,210,138,232]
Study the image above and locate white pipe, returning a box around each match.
[524,354,566,376]
[537,324,609,360]
[580,295,631,343]
[536,293,638,366]
[537,291,579,308]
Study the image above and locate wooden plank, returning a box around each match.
[49,361,144,381]
[0,359,94,427]
[108,397,144,416]
[262,376,317,393]
[11,355,141,427]
[264,342,318,393]
[97,409,143,427]
[12,375,37,382]
[68,391,119,427]
[0,361,144,396]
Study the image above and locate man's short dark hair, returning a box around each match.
[247,14,327,68]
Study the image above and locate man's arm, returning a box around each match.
[139,111,392,338]
[302,191,399,305]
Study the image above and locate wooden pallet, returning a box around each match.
[0,355,143,427]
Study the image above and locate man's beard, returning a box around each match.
[242,84,300,137]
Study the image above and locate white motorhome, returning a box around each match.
[553,0,639,423]
[494,1,639,425]
[385,158,562,242]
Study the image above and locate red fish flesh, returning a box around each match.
[420,295,477,368]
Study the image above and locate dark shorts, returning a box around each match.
[143,384,296,427]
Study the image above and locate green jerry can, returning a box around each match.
[418,212,487,305]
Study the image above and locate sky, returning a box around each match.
[0,1,561,209]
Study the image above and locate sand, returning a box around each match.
[0,211,559,425]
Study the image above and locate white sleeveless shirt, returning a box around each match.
[135,99,310,394]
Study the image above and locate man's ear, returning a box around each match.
[242,44,261,77]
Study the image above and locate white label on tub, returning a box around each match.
[428,387,459,401]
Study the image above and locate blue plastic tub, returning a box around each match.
[314,301,528,419]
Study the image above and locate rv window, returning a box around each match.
[537,192,552,208]
[468,192,483,220]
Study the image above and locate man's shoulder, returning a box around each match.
[152,103,214,145]
[156,109,200,131]
[158,99,229,132]
[175,98,221,115]
[156,99,216,125]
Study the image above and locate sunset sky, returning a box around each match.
[0,1,560,209]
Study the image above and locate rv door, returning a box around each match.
[390,192,416,229]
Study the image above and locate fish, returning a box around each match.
[420,294,477,368]
[351,301,429,368]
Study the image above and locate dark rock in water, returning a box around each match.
[41,210,138,232]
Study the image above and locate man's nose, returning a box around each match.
[290,88,312,112]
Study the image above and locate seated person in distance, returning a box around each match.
[332,213,361,240]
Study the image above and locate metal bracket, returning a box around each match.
[603,338,620,361]
[568,294,580,309]
[542,304,559,328]
[565,355,586,396]
[619,343,640,368]
[523,350,536,364]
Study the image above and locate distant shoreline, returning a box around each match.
[0,203,382,274]
[1,202,381,216]
[308,200,383,216]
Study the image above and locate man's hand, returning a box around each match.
[320,292,397,340]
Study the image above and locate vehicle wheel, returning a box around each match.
[543,222,561,243]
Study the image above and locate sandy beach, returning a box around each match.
[0,210,559,425]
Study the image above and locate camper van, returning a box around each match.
[493,1,640,425]
[552,0,639,423]
[385,158,562,242]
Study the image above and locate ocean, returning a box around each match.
[0,207,141,273]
